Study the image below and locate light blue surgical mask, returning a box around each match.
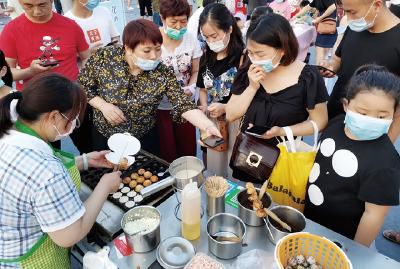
[348,2,378,32]
[164,26,187,40]
[0,79,4,88]
[80,0,100,11]
[275,0,285,3]
[250,52,280,73]
[344,110,392,140]
[132,54,160,71]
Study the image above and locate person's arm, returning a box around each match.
[225,64,264,122]
[199,88,208,112]
[354,203,390,247]
[182,109,221,137]
[48,171,121,247]
[6,57,53,81]
[259,103,328,139]
[183,57,200,97]
[89,96,126,125]
[79,49,90,67]
[313,4,336,23]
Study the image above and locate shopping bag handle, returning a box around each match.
[280,120,319,153]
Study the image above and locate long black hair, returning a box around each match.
[346,64,400,108]
[0,74,87,138]
[0,50,13,87]
[199,3,245,68]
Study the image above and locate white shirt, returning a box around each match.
[158,32,203,109]
[65,7,119,49]
[187,7,204,36]
[6,0,24,20]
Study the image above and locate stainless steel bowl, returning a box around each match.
[121,206,161,253]
[266,205,306,245]
[207,213,246,260]
[169,156,205,191]
[237,188,272,226]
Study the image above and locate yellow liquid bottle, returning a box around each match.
[181,182,201,240]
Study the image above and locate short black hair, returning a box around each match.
[346,64,400,108]
[300,0,310,8]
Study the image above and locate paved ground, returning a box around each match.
[1,3,399,265]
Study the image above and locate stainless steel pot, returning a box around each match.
[266,205,306,245]
[169,156,205,191]
[237,188,272,226]
[121,206,161,253]
[207,213,246,260]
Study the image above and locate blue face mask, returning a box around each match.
[80,0,100,10]
[348,2,378,32]
[344,110,392,140]
[164,26,187,40]
[250,52,280,73]
[0,79,4,88]
[132,54,160,71]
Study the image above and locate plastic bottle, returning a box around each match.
[181,182,201,240]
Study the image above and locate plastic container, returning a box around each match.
[181,182,201,240]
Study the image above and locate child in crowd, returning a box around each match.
[304,65,400,247]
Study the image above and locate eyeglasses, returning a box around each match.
[60,113,81,128]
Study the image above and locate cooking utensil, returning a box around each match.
[140,176,175,198]
[206,193,225,217]
[258,180,268,200]
[266,205,306,245]
[121,206,161,253]
[237,188,272,226]
[207,213,246,260]
[169,156,205,191]
[264,208,292,232]
[210,235,242,244]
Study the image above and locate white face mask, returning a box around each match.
[206,33,229,53]
[52,113,79,141]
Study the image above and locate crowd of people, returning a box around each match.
[0,0,399,267]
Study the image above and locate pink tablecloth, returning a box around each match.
[292,24,317,62]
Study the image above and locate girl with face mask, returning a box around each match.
[196,3,245,178]
[80,19,221,156]
[0,74,122,268]
[304,64,400,247]
[226,14,328,182]
[0,50,13,99]
[156,0,203,163]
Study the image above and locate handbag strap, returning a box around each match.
[310,120,319,151]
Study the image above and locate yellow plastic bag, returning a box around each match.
[266,122,318,212]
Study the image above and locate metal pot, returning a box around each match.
[121,206,161,253]
[266,205,306,245]
[207,213,246,260]
[237,188,272,226]
[169,156,205,191]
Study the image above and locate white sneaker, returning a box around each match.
[127,6,134,10]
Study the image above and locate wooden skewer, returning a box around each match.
[264,208,292,232]
[258,180,269,200]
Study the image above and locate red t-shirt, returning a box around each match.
[0,12,89,90]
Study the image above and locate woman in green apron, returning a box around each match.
[0,74,122,269]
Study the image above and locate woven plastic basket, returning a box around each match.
[274,232,353,269]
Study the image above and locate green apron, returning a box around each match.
[0,121,82,269]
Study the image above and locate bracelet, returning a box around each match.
[82,153,89,171]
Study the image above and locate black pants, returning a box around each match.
[390,5,400,18]
[91,127,160,157]
[139,0,152,16]
[70,107,94,154]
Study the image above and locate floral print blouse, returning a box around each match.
[78,46,196,139]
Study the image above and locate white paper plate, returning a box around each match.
[108,133,141,156]
[105,152,136,166]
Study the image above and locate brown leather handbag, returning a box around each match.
[230,132,280,182]
[316,18,337,34]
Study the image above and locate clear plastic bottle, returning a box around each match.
[181,182,201,240]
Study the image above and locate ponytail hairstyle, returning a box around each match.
[346,64,400,108]
[199,3,245,68]
[0,73,87,138]
[0,50,13,87]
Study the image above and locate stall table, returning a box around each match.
[293,23,317,62]
[106,188,400,269]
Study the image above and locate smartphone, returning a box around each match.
[202,135,225,148]
[106,40,118,46]
[315,65,336,75]
[40,60,60,67]
[245,125,270,138]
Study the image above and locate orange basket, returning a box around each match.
[274,232,353,269]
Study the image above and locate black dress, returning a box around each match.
[230,65,329,182]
